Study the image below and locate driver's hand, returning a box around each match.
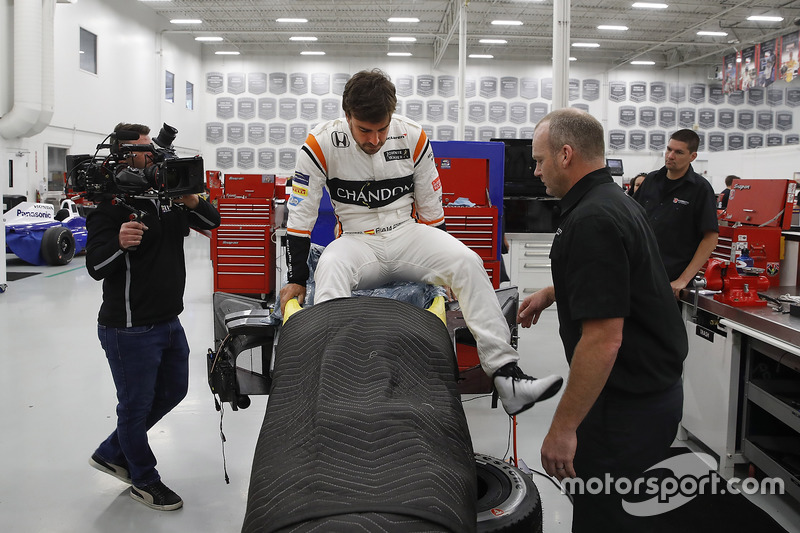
[280,283,307,314]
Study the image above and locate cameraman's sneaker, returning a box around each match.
[130,481,183,511]
[89,453,131,484]
[494,363,563,416]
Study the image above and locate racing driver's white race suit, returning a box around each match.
[284,114,520,378]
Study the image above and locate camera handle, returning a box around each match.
[112,196,147,252]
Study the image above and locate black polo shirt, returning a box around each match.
[550,169,687,394]
[634,164,719,281]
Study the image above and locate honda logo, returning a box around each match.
[331,131,350,148]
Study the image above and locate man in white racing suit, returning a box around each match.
[279,69,562,416]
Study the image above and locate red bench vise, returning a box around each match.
[700,257,771,307]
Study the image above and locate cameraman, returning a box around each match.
[85,122,220,511]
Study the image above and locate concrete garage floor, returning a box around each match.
[1,232,799,532]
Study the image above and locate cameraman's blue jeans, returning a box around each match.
[94,317,189,487]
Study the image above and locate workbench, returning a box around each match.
[680,286,800,501]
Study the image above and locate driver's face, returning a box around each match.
[346,115,391,155]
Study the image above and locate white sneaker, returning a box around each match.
[493,364,563,416]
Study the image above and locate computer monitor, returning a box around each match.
[490,138,549,198]
[606,158,624,176]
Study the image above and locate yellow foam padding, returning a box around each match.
[283,298,302,324]
[426,295,447,325]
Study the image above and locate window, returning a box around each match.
[47,146,68,194]
[186,81,194,110]
[165,71,175,103]
[79,28,97,74]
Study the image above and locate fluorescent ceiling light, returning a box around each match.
[480,39,508,44]
[491,20,523,26]
[388,17,419,23]
[388,37,417,42]
[170,19,202,24]
[195,36,223,41]
[697,31,728,36]
[598,25,628,31]
[747,15,783,22]
[277,18,308,23]
[572,42,600,48]
[215,51,240,55]
[632,2,668,8]
[290,36,318,41]
[631,60,655,65]
[469,54,494,59]
[569,57,577,61]
[387,52,412,57]
[300,51,325,55]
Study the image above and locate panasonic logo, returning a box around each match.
[17,210,51,218]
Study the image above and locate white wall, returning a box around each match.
[0,0,203,202]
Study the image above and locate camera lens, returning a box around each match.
[153,123,178,149]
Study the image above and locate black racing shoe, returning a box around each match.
[130,481,183,511]
[493,363,563,416]
[89,453,131,484]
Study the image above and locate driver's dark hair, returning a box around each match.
[114,123,150,135]
[341,69,397,123]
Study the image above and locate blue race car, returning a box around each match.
[3,199,88,266]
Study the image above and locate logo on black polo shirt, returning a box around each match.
[672,198,689,206]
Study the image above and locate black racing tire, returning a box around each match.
[475,453,543,533]
[41,226,76,266]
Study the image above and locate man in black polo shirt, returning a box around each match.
[518,108,687,532]
[634,129,719,298]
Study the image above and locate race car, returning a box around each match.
[3,199,88,266]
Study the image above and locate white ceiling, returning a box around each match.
[142,0,800,69]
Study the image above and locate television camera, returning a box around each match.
[65,123,205,203]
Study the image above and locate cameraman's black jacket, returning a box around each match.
[85,197,220,328]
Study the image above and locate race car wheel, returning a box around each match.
[41,226,76,266]
[475,453,543,533]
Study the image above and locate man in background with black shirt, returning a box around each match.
[634,129,719,298]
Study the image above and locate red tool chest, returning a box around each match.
[712,179,796,287]
[437,154,502,289]
[212,175,275,295]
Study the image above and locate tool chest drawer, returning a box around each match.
[443,207,498,260]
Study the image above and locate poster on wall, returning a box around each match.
[248,73,267,95]
[500,77,519,99]
[520,77,538,99]
[311,73,330,95]
[438,76,456,98]
[688,83,706,104]
[780,31,799,83]
[708,83,725,104]
[206,72,224,94]
[722,51,739,93]
[747,87,764,106]
[608,81,626,102]
[228,73,246,95]
[740,45,758,90]
[758,38,779,87]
